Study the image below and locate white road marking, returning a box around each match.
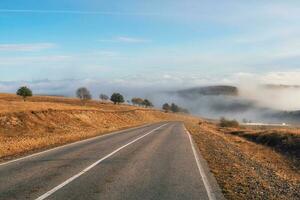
[35,123,168,200]
[0,123,154,167]
[186,129,216,200]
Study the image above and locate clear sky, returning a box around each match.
[1,0,300,94]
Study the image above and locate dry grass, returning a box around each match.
[0,93,194,160]
[0,93,139,113]
[185,121,300,200]
[227,127,300,160]
[219,117,239,128]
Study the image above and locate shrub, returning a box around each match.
[219,117,239,128]
[99,94,109,101]
[143,99,153,107]
[162,103,170,112]
[170,103,180,112]
[131,97,144,106]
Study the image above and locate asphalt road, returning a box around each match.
[0,122,224,200]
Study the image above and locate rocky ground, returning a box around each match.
[185,121,300,200]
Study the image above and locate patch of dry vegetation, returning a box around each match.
[185,121,300,200]
[0,93,136,112]
[219,117,239,128]
[228,127,300,160]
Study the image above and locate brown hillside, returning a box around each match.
[0,94,195,160]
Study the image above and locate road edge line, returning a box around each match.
[186,129,217,200]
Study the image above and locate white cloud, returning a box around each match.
[92,50,120,57]
[0,43,57,52]
[98,36,150,43]
[264,4,300,20]
[259,71,300,85]
[116,36,150,43]
[0,55,71,66]
[232,71,300,86]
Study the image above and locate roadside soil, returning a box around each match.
[185,120,300,200]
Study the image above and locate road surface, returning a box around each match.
[0,122,224,200]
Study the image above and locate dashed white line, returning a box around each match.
[35,123,168,200]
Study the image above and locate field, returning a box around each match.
[0,93,299,199]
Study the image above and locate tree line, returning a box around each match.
[14,86,187,113]
[162,102,189,113]
[131,97,153,107]
[76,87,124,104]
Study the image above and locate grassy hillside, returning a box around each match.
[0,94,195,160]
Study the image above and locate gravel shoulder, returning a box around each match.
[185,120,300,200]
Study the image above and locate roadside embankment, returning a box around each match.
[0,107,193,160]
[184,121,300,200]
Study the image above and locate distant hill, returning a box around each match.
[263,84,300,89]
[163,85,300,123]
[174,85,238,98]
[267,110,300,123]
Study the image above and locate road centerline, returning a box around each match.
[35,123,168,200]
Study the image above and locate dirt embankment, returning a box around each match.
[0,108,192,160]
[0,94,194,160]
[185,121,300,200]
[227,127,300,161]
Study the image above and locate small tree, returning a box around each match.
[162,103,170,112]
[16,86,32,101]
[131,97,144,106]
[143,99,153,107]
[170,103,180,112]
[110,93,124,104]
[76,87,92,103]
[99,94,109,101]
[219,117,239,128]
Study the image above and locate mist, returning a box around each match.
[1,78,300,123]
[147,84,300,123]
[239,84,300,111]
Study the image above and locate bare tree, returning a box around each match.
[76,87,92,104]
[131,97,144,106]
[99,93,109,101]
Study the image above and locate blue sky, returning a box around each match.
[1,0,300,94]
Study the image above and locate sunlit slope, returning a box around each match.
[0,93,195,159]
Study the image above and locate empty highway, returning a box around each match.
[0,122,224,200]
